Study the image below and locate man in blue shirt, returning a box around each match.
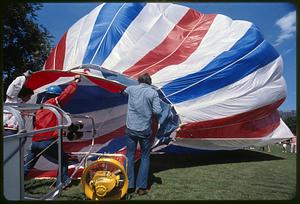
[123,73,162,196]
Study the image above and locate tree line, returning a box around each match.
[281,114,297,135]
[3,2,52,97]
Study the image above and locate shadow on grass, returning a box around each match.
[150,149,283,172]
[145,149,284,187]
[24,150,285,196]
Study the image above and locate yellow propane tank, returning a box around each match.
[81,156,128,200]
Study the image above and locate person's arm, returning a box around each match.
[152,91,162,115]
[56,75,81,107]
[6,76,26,100]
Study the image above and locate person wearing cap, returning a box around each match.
[4,70,34,136]
[24,75,81,188]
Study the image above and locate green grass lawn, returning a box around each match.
[24,144,297,200]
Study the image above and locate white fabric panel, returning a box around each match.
[75,104,127,138]
[152,15,252,87]
[173,119,293,150]
[266,119,294,139]
[83,104,127,124]
[34,155,58,171]
[64,16,87,70]
[102,3,189,73]
[75,142,110,155]
[95,114,126,136]
[70,68,104,79]
[64,4,104,70]
[174,57,286,123]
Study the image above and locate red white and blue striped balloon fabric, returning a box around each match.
[25,2,294,178]
[42,2,292,150]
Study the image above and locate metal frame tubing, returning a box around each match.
[3,103,72,200]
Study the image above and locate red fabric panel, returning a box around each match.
[177,110,281,139]
[54,32,67,70]
[27,169,57,178]
[25,71,75,90]
[44,47,56,70]
[25,71,126,94]
[123,10,216,78]
[179,98,285,130]
[177,99,285,139]
[86,75,125,93]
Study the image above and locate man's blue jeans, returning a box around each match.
[24,138,69,183]
[126,129,151,189]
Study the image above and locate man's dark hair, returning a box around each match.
[18,86,34,98]
[138,73,152,85]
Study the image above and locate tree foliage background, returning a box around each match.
[3,3,53,97]
[282,116,296,135]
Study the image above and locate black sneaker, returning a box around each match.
[127,188,136,194]
[137,188,148,196]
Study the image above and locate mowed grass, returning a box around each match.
[24,144,297,200]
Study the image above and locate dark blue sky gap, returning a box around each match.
[63,85,128,114]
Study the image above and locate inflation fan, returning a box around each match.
[81,156,128,200]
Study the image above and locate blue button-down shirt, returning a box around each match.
[124,83,162,133]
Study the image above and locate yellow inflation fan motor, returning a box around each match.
[81,156,128,200]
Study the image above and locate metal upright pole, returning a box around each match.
[3,106,25,200]
[19,131,26,200]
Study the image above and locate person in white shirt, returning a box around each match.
[5,70,32,103]
[4,70,34,136]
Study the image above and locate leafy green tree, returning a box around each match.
[283,116,296,135]
[3,2,53,96]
